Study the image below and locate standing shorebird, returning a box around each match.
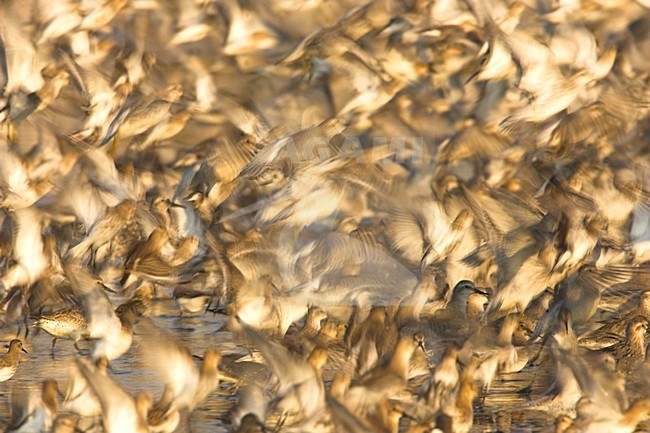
[32,308,89,355]
[0,339,28,382]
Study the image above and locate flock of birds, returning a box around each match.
[2,0,650,432]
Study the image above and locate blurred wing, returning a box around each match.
[12,207,46,271]
[6,389,35,431]
[384,206,426,261]
[554,320,626,415]
[63,261,120,339]
[138,321,199,408]
[326,395,373,433]
[76,358,139,423]
[239,322,313,389]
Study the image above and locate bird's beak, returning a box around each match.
[473,286,490,296]
[100,283,117,294]
[418,340,426,352]
[21,347,28,354]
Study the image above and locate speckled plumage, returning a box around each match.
[0,340,26,382]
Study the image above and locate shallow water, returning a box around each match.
[0,299,234,432]
[0,299,617,433]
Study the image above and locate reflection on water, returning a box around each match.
[0,301,542,432]
[1,299,232,432]
[2,301,647,432]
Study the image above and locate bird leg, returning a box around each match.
[50,338,58,359]
[528,335,549,367]
[15,321,24,338]
[22,316,30,339]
